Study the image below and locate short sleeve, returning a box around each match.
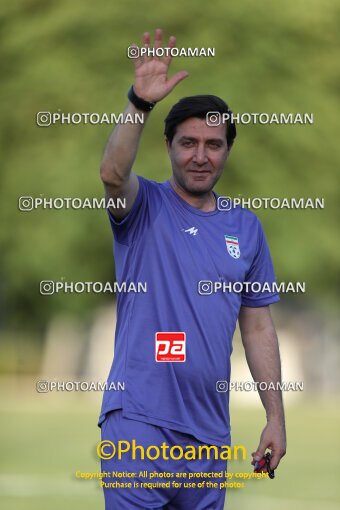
[107,175,162,246]
[241,219,280,307]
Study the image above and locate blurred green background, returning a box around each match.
[1,0,339,508]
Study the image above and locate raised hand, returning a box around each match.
[130,28,189,103]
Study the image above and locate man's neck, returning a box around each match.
[169,176,216,212]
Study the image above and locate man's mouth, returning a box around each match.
[187,169,211,174]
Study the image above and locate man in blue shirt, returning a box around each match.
[99,28,286,510]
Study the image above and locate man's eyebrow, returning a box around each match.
[178,136,197,142]
[178,136,225,144]
[206,138,224,144]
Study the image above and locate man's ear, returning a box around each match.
[165,138,171,153]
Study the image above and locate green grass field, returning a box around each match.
[1,382,339,510]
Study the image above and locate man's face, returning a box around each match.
[166,117,230,195]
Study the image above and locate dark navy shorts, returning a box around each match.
[100,409,227,509]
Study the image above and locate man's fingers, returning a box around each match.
[167,35,176,49]
[269,452,280,470]
[165,71,189,93]
[142,32,150,45]
[253,443,267,462]
[163,35,176,65]
[133,30,188,98]
[269,448,286,470]
[142,32,151,63]
[154,28,162,49]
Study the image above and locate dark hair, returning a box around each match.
[164,95,236,148]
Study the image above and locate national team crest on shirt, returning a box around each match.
[225,235,240,259]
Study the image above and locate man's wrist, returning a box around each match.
[266,409,285,424]
[128,85,156,112]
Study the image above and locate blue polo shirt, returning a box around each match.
[98,176,279,446]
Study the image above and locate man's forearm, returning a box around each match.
[239,303,286,469]
[100,101,150,187]
[239,307,285,422]
[242,326,285,422]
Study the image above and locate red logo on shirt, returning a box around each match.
[155,332,186,362]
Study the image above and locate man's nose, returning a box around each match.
[192,145,208,165]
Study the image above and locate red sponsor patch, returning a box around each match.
[155,332,186,362]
